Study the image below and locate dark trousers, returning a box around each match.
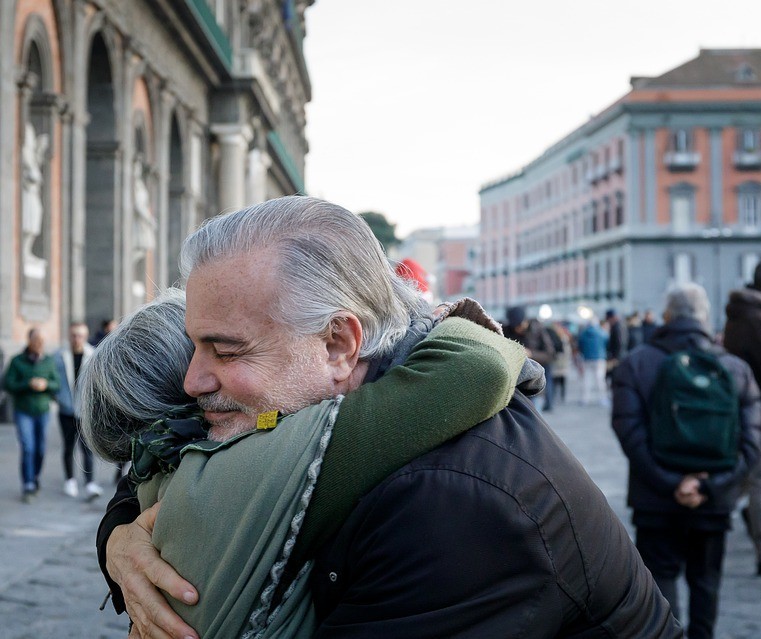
[59,413,94,483]
[636,526,726,639]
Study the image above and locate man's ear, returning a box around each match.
[325,314,363,384]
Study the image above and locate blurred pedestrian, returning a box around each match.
[503,306,556,411]
[612,283,761,638]
[642,308,659,343]
[627,311,644,351]
[723,261,761,575]
[54,322,103,500]
[90,318,118,347]
[549,322,572,404]
[3,328,60,502]
[605,308,628,382]
[577,317,609,406]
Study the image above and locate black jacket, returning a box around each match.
[611,318,761,526]
[309,392,681,638]
[99,394,681,637]
[724,286,761,389]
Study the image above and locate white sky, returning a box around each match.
[303,0,761,237]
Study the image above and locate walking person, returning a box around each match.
[577,317,608,406]
[3,328,60,502]
[723,261,761,575]
[549,321,572,404]
[502,306,556,411]
[605,307,628,383]
[612,283,761,638]
[54,322,103,499]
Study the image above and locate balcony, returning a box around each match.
[733,150,761,170]
[664,151,700,171]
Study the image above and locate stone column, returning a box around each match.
[212,124,252,212]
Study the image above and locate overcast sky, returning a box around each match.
[303,1,761,237]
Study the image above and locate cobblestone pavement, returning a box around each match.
[0,392,759,638]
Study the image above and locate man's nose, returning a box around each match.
[184,352,220,398]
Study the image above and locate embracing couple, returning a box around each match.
[83,196,682,638]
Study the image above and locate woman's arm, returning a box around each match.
[298,317,526,558]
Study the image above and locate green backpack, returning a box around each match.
[648,348,740,473]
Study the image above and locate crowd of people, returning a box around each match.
[1,318,117,503]
[0,196,758,639]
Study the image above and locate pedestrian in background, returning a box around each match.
[54,322,103,500]
[627,311,645,351]
[723,261,761,576]
[642,308,659,343]
[90,317,118,347]
[577,317,609,406]
[612,283,760,639]
[3,328,60,503]
[604,307,628,382]
[503,306,556,411]
[549,321,572,404]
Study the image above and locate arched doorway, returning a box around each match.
[84,33,117,333]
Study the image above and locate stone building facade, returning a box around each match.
[477,49,761,329]
[0,0,314,353]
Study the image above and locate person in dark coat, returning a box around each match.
[723,261,761,575]
[605,308,628,381]
[503,306,557,411]
[642,308,659,343]
[612,283,761,638]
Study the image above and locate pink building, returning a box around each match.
[477,49,761,328]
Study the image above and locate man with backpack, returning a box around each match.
[611,283,760,639]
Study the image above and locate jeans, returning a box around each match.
[14,410,50,491]
[636,526,726,639]
[59,413,94,483]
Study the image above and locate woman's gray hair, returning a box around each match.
[664,282,711,330]
[79,288,195,462]
[180,196,430,359]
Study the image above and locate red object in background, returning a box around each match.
[395,258,429,293]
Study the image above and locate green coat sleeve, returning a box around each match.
[299,317,526,556]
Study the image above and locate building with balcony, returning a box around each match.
[477,49,761,329]
[0,0,314,352]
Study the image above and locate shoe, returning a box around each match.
[85,482,104,500]
[21,491,34,504]
[63,478,79,498]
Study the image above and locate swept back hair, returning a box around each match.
[179,196,429,359]
[663,282,712,331]
[79,288,195,462]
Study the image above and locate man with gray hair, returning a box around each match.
[97,196,682,638]
[612,282,760,639]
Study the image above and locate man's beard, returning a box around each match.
[200,340,335,442]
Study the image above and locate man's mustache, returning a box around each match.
[196,393,252,415]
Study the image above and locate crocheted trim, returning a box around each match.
[241,396,343,639]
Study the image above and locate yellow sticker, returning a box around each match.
[257,410,279,430]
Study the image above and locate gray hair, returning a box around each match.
[79,288,195,462]
[664,282,711,330]
[179,196,429,359]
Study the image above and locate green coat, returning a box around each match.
[3,350,60,416]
